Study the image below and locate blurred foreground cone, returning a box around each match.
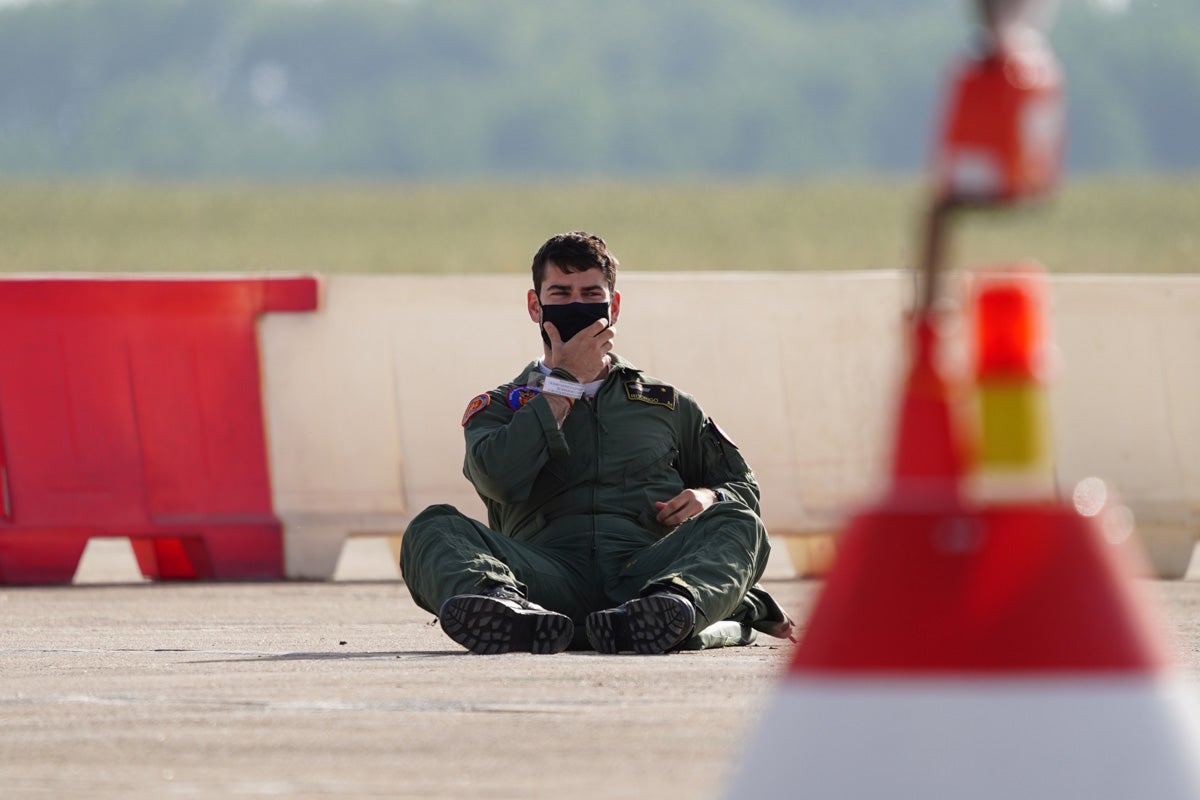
[727,291,1200,799]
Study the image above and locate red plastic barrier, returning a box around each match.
[0,276,319,584]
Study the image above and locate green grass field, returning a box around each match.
[1,177,1196,276]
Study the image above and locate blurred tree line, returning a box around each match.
[0,0,1195,179]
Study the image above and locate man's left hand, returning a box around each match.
[654,488,718,528]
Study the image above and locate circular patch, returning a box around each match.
[461,394,491,426]
[507,386,542,410]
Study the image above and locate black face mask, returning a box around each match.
[539,301,610,346]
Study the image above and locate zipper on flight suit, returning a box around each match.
[584,366,618,559]
[587,391,600,558]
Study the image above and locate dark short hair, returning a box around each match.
[531,231,619,295]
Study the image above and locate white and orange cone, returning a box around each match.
[728,289,1200,798]
[728,500,1200,799]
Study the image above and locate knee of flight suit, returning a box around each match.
[697,502,770,552]
[398,503,467,579]
[408,503,468,529]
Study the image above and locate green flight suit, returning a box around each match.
[399,354,794,650]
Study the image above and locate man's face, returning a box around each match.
[527,263,621,328]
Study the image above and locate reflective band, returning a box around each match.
[542,375,585,399]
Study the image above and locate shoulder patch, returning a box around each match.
[624,381,676,410]
[507,385,541,410]
[461,394,491,426]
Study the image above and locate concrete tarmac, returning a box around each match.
[4,538,1200,799]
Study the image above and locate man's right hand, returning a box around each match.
[543,317,614,383]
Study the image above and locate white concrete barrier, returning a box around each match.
[259,272,1200,580]
[1050,276,1200,578]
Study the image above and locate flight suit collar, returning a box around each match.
[511,353,642,386]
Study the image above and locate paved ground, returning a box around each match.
[4,538,1200,799]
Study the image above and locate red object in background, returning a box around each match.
[973,266,1047,379]
[0,276,318,584]
[935,35,1064,202]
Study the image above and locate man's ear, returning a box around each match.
[609,290,621,325]
[527,289,542,324]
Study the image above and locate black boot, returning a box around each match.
[585,592,696,655]
[438,586,574,655]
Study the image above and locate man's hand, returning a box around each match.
[655,488,719,528]
[543,318,614,383]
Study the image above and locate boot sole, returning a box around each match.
[438,595,573,655]
[585,594,695,655]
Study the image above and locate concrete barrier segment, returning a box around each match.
[1049,275,1200,577]
[262,271,910,579]
[260,272,1200,581]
